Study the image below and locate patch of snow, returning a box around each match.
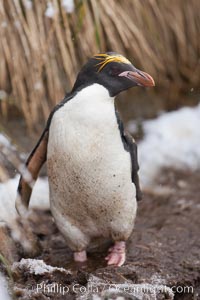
[62,0,75,13]
[0,175,49,225]
[137,104,200,187]
[12,258,70,275]
[45,2,55,18]
[30,177,49,209]
[0,272,12,300]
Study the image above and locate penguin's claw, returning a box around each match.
[105,241,126,266]
[74,250,87,262]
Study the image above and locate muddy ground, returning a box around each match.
[2,168,200,299]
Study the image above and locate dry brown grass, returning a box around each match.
[0,0,199,129]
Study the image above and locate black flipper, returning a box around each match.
[123,132,142,201]
[115,109,142,201]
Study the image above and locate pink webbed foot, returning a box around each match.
[105,241,126,266]
[73,250,87,262]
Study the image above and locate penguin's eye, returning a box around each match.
[109,66,121,76]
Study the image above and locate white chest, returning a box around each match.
[48,84,123,161]
[47,84,132,194]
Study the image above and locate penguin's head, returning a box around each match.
[72,52,155,97]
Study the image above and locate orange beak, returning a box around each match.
[119,69,155,87]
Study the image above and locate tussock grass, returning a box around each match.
[0,0,199,129]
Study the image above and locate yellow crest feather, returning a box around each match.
[94,53,131,72]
